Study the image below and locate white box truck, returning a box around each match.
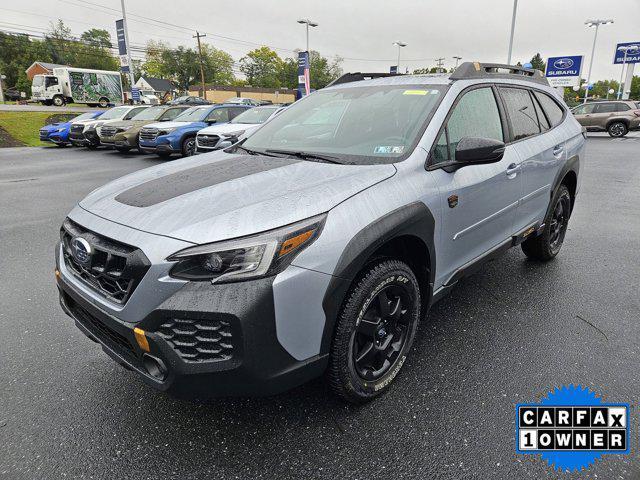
[31,67,123,107]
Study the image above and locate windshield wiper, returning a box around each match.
[264,149,344,164]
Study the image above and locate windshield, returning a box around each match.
[174,106,211,122]
[130,106,166,120]
[33,76,44,87]
[231,107,278,124]
[243,85,446,164]
[72,112,98,121]
[98,106,129,120]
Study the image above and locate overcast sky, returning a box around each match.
[3,0,639,81]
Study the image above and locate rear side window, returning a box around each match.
[616,103,631,112]
[533,91,564,127]
[499,87,540,140]
[594,103,616,114]
[432,87,503,162]
[531,95,550,131]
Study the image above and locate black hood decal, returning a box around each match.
[115,155,300,207]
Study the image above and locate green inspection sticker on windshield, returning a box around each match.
[374,146,405,154]
[402,89,429,95]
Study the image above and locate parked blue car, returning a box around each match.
[39,111,104,146]
[138,104,252,158]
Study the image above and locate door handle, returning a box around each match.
[553,145,564,157]
[506,163,520,176]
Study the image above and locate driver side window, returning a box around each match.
[432,87,504,163]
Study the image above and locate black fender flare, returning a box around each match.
[319,201,436,354]
[546,154,580,219]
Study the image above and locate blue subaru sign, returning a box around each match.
[614,42,640,64]
[545,55,583,87]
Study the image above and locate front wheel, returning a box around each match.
[52,95,65,107]
[98,97,109,108]
[608,121,628,137]
[328,259,421,403]
[181,136,196,157]
[521,184,571,261]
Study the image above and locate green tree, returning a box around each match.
[529,53,545,72]
[240,46,282,88]
[162,46,199,91]
[140,40,172,78]
[413,67,440,74]
[278,50,342,90]
[80,29,112,48]
[201,44,235,85]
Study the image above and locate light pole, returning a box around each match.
[583,19,614,104]
[297,19,318,54]
[453,56,462,69]
[616,46,631,100]
[393,41,407,72]
[507,0,518,64]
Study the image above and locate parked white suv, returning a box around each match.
[196,105,286,152]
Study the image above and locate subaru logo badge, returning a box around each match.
[70,237,92,265]
[553,58,574,70]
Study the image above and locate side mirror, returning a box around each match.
[207,119,217,125]
[455,137,505,164]
[217,140,233,149]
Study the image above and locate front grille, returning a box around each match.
[70,124,84,134]
[60,219,150,304]
[39,129,49,140]
[100,126,118,137]
[140,128,158,142]
[197,134,219,148]
[67,295,136,358]
[156,317,234,362]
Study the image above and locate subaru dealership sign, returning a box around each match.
[614,42,640,64]
[545,56,583,87]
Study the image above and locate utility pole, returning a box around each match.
[0,74,5,103]
[435,57,445,73]
[120,0,137,103]
[193,31,207,100]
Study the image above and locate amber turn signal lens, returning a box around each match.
[278,229,314,257]
[55,269,60,278]
[134,327,150,353]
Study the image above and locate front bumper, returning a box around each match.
[56,251,328,398]
[70,132,89,146]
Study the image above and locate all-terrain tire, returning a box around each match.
[328,259,421,403]
[521,184,571,261]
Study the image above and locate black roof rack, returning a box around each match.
[326,72,401,87]
[450,62,549,85]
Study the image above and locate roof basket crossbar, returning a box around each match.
[449,62,549,85]
[326,72,401,87]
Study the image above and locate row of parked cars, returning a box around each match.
[39,100,287,157]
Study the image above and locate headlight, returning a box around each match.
[222,130,246,138]
[158,127,178,135]
[57,127,66,132]
[167,214,326,282]
[118,126,133,132]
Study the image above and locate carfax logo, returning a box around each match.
[516,385,630,472]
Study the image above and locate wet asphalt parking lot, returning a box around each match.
[1,135,639,479]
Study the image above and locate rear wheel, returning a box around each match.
[181,136,196,157]
[328,259,421,403]
[608,121,628,137]
[521,184,571,261]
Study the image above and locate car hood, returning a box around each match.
[106,119,156,129]
[79,152,396,244]
[199,123,259,135]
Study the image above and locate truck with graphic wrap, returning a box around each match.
[31,67,123,107]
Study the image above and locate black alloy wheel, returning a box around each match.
[351,285,411,381]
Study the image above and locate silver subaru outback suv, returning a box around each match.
[56,63,584,403]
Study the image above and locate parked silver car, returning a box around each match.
[56,63,584,403]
